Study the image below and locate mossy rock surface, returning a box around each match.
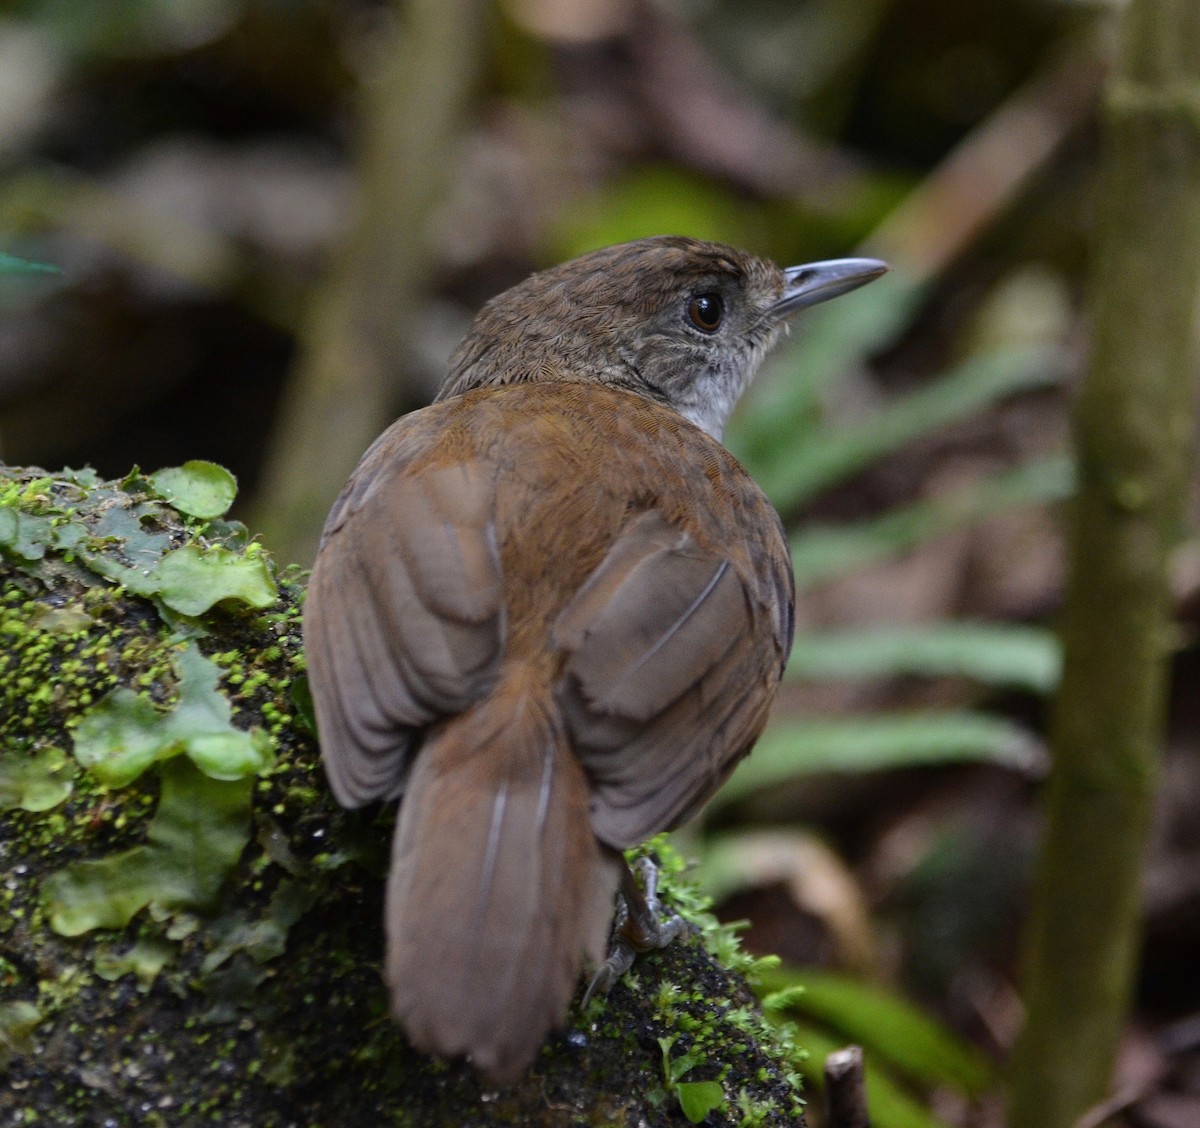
[0,463,806,1127]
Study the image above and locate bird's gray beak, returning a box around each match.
[775,257,889,317]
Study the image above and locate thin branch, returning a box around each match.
[824,1045,870,1128]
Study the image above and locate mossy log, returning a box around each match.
[0,463,806,1127]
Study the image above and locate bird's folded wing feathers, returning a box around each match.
[304,455,505,808]
[552,509,785,845]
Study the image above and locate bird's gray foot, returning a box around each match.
[584,856,686,1004]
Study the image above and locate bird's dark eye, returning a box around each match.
[687,293,724,333]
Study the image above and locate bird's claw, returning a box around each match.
[583,856,687,1005]
[583,938,636,1005]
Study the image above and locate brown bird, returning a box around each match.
[303,236,886,1081]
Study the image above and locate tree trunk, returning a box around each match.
[1007,2,1200,1125]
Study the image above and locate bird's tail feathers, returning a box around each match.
[384,667,617,1082]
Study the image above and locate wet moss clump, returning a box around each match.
[1,463,807,1126]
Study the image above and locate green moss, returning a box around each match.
[635,840,809,1122]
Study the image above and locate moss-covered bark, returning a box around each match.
[0,463,806,1127]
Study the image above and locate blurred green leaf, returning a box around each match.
[716,712,1041,807]
[156,544,277,616]
[29,604,95,634]
[73,642,274,786]
[0,748,74,811]
[760,966,995,1097]
[17,0,238,57]
[0,746,74,812]
[550,166,761,262]
[202,879,320,974]
[658,1035,727,1123]
[94,936,176,987]
[167,644,275,780]
[42,758,252,936]
[759,344,1064,512]
[290,674,316,735]
[677,1080,725,1123]
[791,455,1073,587]
[72,688,170,788]
[0,508,53,562]
[787,622,1060,693]
[150,461,238,519]
[0,251,59,274]
[0,1001,42,1059]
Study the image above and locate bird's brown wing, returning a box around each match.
[552,508,790,847]
[304,435,506,808]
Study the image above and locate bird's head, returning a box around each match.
[442,236,887,441]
